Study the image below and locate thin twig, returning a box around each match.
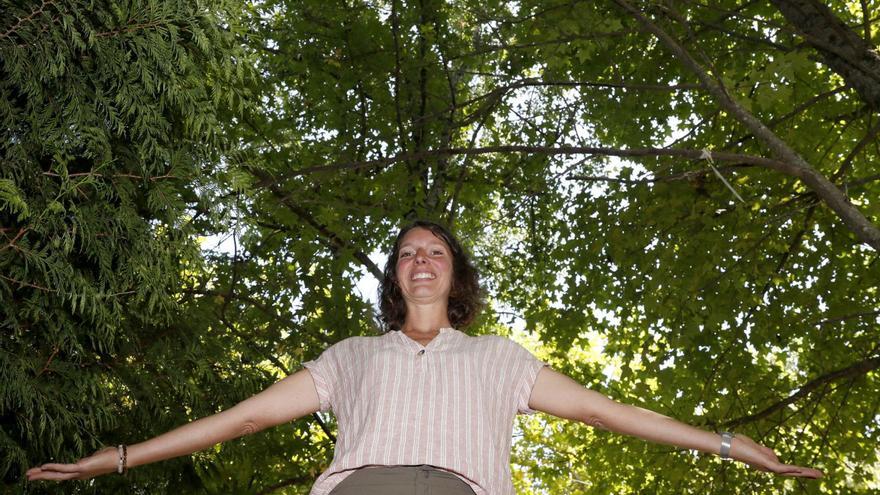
[0,0,55,40]
[36,346,60,377]
[0,274,56,292]
[42,171,178,181]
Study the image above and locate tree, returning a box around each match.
[0,0,257,492]
[221,0,879,492]
[5,0,879,493]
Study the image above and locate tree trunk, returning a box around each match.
[771,0,880,109]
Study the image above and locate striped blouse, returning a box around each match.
[302,327,546,495]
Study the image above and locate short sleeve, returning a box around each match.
[302,341,347,412]
[506,339,547,415]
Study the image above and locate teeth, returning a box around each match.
[412,272,435,280]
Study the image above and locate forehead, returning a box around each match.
[398,227,450,248]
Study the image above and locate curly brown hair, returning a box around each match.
[378,220,484,332]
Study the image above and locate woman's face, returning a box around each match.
[395,227,454,306]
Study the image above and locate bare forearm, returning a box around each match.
[127,404,253,469]
[589,398,719,454]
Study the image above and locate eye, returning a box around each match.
[431,249,445,256]
[399,251,413,258]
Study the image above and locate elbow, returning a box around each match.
[576,391,616,431]
[239,419,262,437]
[582,414,607,430]
[577,398,609,430]
[228,401,267,438]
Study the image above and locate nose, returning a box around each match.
[414,248,428,263]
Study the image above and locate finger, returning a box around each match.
[773,464,824,478]
[36,463,82,473]
[27,469,82,481]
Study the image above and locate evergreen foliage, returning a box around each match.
[1,0,256,492]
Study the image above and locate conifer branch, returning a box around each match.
[0,0,55,41]
[0,274,55,292]
[36,346,60,377]
[94,20,166,39]
[178,288,334,345]
[42,171,178,181]
[0,227,28,252]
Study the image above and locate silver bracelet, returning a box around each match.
[720,432,734,460]
[116,444,127,474]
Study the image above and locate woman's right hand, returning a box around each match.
[729,434,824,478]
[26,446,118,481]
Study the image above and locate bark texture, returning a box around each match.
[771,0,880,109]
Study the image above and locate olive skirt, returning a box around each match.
[328,465,477,495]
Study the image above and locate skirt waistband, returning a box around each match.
[329,465,476,495]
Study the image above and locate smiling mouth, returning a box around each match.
[411,272,436,280]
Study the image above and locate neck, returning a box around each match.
[402,303,451,334]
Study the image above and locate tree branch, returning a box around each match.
[0,0,55,41]
[256,475,313,495]
[812,309,880,326]
[287,146,788,177]
[178,288,333,346]
[612,0,880,250]
[216,314,336,444]
[725,86,847,149]
[845,173,880,188]
[831,118,880,182]
[391,0,410,161]
[0,273,55,292]
[568,164,750,184]
[248,169,383,279]
[717,354,880,429]
[771,0,880,107]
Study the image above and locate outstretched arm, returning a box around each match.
[528,367,823,478]
[27,368,321,481]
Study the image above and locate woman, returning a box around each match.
[27,220,823,493]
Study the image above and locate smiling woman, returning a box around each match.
[26,220,824,493]
[379,220,483,334]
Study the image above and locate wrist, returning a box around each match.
[84,446,121,476]
[719,432,735,460]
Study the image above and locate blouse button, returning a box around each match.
[418,349,426,355]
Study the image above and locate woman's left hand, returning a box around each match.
[730,434,824,478]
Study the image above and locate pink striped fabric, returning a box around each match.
[302,327,546,495]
